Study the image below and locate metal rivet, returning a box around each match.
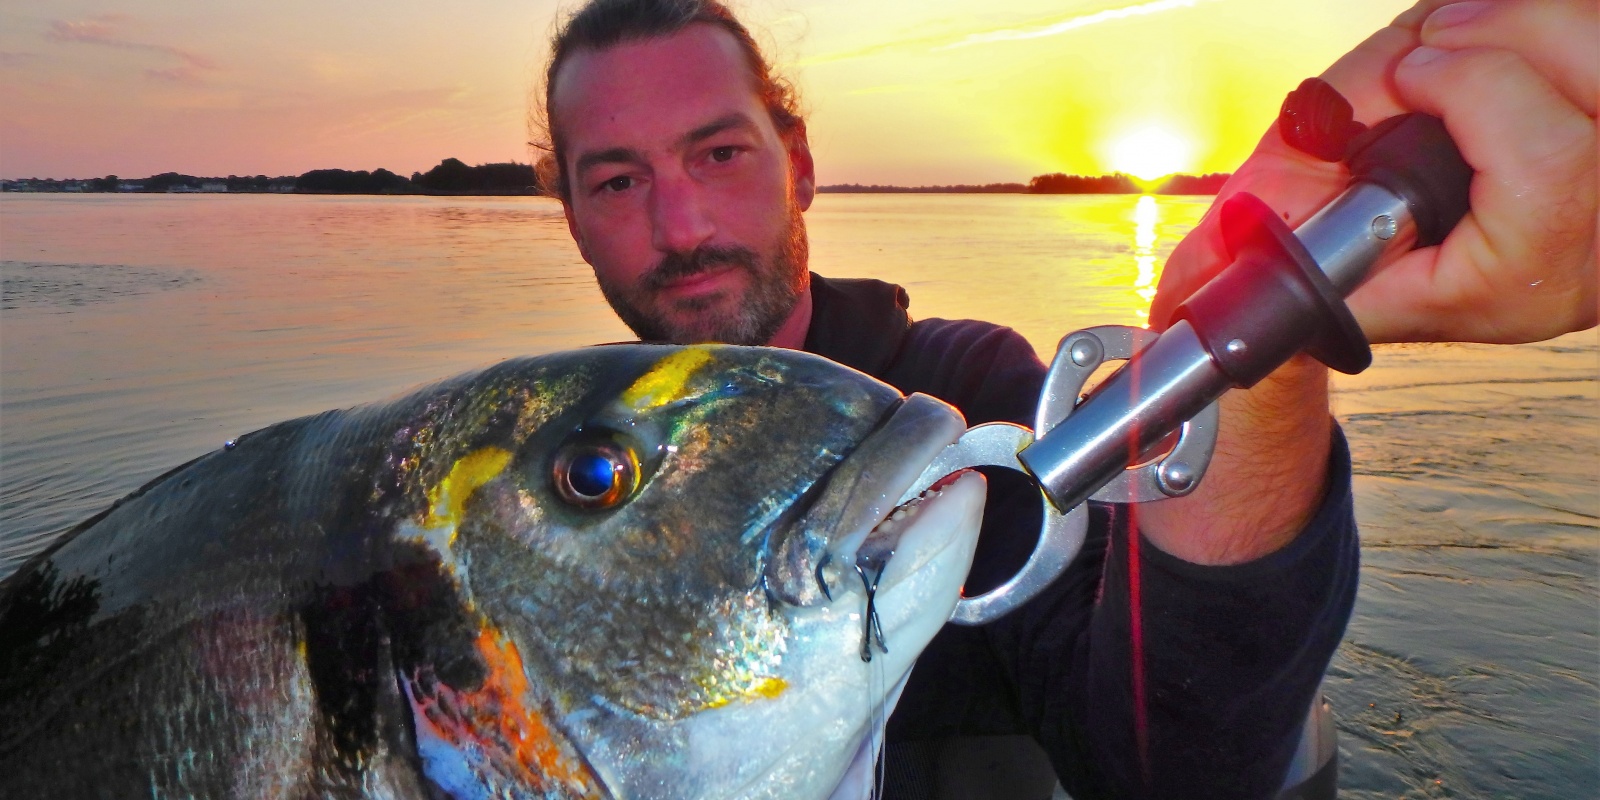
[1069,338,1100,367]
[1225,338,1247,355]
[1371,214,1397,240]
[1158,461,1196,495]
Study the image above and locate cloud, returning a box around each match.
[802,0,1217,65]
[45,14,135,43]
[940,0,1214,50]
[46,14,218,83]
[846,84,919,97]
[0,52,40,68]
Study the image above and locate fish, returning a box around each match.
[0,344,986,799]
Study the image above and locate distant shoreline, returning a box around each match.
[3,184,1222,196]
[2,160,1230,197]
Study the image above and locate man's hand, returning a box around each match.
[1151,0,1598,344]
[1136,0,1597,566]
[1352,0,1597,344]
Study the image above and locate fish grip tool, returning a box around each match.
[906,90,1471,626]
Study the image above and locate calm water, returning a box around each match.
[2,193,1595,796]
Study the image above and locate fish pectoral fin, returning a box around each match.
[399,630,609,800]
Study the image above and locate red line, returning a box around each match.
[1128,522,1151,788]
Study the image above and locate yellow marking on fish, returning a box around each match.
[751,676,787,699]
[699,676,789,709]
[622,346,716,410]
[424,447,513,531]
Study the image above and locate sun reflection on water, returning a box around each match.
[1132,194,1160,326]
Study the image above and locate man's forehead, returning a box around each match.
[550,24,768,150]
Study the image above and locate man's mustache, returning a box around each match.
[642,245,761,291]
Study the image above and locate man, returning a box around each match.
[534,1,1597,797]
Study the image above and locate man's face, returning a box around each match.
[550,24,815,345]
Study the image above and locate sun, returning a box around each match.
[1106,125,1194,185]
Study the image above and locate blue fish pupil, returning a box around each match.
[570,452,616,497]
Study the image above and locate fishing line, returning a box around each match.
[868,625,888,800]
[855,560,888,662]
[852,558,893,799]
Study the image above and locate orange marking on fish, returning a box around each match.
[471,629,599,791]
[406,628,606,798]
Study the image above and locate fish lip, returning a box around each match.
[852,467,972,569]
[763,393,966,606]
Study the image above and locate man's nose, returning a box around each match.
[649,170,715,254]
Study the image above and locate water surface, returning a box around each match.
[1,192,1594,796]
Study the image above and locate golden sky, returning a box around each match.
[0,0,1411,183]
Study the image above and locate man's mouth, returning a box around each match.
[655,264,741,298]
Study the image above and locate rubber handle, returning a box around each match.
[1345,114,1472,248]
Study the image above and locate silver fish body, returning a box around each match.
[0,345,984,799]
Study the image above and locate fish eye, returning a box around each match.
[552,434,640,509]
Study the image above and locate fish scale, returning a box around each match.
[0,345,984,800]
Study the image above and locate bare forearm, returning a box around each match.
[1133,158,1338,565]
[1132,355,1331,565]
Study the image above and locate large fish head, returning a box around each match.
[410,344,983,799]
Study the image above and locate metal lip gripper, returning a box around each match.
[905,83,1472,626]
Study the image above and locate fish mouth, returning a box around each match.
[763,393,977,609]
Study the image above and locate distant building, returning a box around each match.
[118,182,144,192]
[199,181,228,193]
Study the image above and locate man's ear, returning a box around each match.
[785,121,816,212]
[563,201,592,264]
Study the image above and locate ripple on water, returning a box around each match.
[1329,545,1598,800]
[0,261,200,310]
[1343,388,1598,549]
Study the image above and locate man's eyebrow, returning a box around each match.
[572,114,758,177]
[679,113,758,149]
[574,146,644,176]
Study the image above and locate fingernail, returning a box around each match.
[1400,46,1446,69]
[1426,1,1489,31]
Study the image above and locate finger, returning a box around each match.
[1317,24,1416,124]
[1392,0,1466,29]
[1353,46,1597,343]
[1350,221,1597,343]
[1419,0,1599,115]
[1395,44,1595,211]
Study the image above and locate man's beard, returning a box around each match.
[597,204,809,346]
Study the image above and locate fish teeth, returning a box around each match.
[868,487,942,535]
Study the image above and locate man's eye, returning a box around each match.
[601,175,632,192]
[710,146,737,163]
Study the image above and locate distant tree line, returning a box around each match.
[296,168,413,194]
[819,182,1028,194]
[7,164,1229,196]
[286,159,540,194]
[3,159,542,195]
[1153,173,1231,194]
[1027,171,1231,195]
[1028,172,1141,194]
[816,172,1232,196]
[408,159,537,194]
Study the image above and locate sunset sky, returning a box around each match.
[1,0,1412,184]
